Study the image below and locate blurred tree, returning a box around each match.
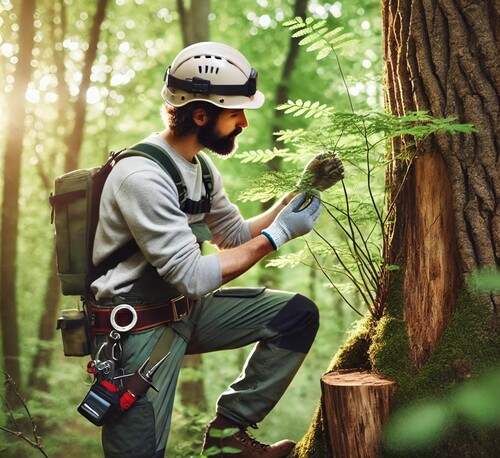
[28,0,109,391]
[177,0,210,45]
[0,0,36,389]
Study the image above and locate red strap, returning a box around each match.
[101,380,119,393]
[120,390,137,411]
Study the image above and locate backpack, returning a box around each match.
[49,142,213,296]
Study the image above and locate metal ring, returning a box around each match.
[110,304,137,333]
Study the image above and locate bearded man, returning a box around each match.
[88,42,322,458]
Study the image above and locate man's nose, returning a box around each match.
[238,111,249,128]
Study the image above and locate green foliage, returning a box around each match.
[239,17,476,320]
[277,99,334,119]
[373,273,500,455]
[469,268,500,293]
[201,427,241,457]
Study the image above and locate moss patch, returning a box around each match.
[370,286,500,456]
[373,288,500,403]
[291,406,327,458]
[328,315,375,372]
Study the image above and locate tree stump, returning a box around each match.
[321,370,397,458]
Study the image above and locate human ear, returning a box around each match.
[193,108,208,126]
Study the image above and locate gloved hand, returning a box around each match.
[262,193,322,250]
[298,151,344,192]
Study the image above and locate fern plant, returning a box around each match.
[239,17,475,319]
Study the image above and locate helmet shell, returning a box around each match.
[162,42,265,109]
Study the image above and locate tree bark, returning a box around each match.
[321,370,397,458]
[382,0,500,368]
[0,0,36,387]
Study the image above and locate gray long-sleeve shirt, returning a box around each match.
[91,133,252,301]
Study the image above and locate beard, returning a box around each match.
[197,118,243,158]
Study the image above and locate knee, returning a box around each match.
[267,294,319,353]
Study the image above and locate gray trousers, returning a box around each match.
[98,287,319,457]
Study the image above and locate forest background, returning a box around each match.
[2,0,499,457]
[0,0,383,456]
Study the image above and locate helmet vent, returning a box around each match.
[198,65,220,75]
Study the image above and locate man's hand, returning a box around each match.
[261,193,322,250]
[298,151,344,192]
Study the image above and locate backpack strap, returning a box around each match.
[89,142,214,284]
[121,142,187,207]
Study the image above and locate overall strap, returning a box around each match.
[122,142,187,205]
[90,143,214,284]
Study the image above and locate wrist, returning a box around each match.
[261,230,279,250]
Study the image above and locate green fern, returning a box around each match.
[277,99,333,119]
[238,170,302,202]
[238,147,299,164]
[283,17,355,60]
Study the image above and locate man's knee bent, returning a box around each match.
[267,294,319,353]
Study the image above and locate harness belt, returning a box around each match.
[86,295,192,334]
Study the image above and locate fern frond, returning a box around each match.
[277,99,334,119]
[284,18,356,60]
[265,251,307,269]
[238,148,291,164]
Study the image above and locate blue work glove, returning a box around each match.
[262,193,322,250]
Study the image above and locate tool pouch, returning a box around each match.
[57,308,91,357]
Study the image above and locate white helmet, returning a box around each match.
[162,42,265,109]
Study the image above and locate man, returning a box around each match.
[89,42,322,458]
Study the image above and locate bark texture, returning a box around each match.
[383,0,500,368]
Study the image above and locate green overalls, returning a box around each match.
[92,224,319,458]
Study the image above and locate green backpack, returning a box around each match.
[49,142,213,296]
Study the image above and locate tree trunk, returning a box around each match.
[295,2,500,456]
[176,0,210,46]
[179,353,207,410]
[28,0,109,390]
[0,0,36,388]
[382,0,499,367]
[321,370,397,458]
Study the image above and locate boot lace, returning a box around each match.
[235,429,270,450]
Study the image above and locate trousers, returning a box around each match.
[96,287,319,458]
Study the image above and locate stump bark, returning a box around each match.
[321,370,397,458]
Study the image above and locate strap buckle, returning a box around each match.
[171,296,190,321]
[191,77,211,94]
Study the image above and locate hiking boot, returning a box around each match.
[201,415,295,458]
